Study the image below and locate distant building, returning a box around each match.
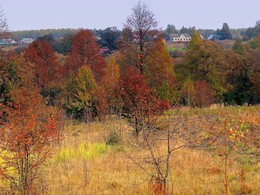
[207,34,221,41]
[0,38,18,46]
[170,33,191,42]
[19,38,34,45]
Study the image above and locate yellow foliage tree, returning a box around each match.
[145,38,175,101]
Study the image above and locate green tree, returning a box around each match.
[218,23,233,40]
[184,31,233,99]
[245,25,260,39]
[232,39,246,56]
[165,24,177,34]
[99,27,121,50]
[227,41,254,105]
[249,35,260,49]
[65,66,97,120]
[180,26,194,35]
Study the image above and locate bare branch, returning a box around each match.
[0,7,9,39]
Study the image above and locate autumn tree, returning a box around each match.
[248,47,260,103]
[227,40,254,105]
[65,65,97,120]
[0,88,61,194]
[249,35,260,49]
[65,30,105,81]
[145,38,175,102]
[212,115,250,195]
[0,56,62,194]
[0,57,34,105]
[117,67,169,136]
[184,31,233,99]
[98,54,120,116]
[232,38,247,55]
[102,54,120,91]
[24,39,62,105]
[192,80,215,107]
[184,30,203,79]
[24,39,61,88]
[123,2,158,74]
[0,7,9,39]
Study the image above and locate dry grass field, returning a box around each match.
[25,105,259,195]
[0,105,259,194]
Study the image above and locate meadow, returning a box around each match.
[31,105,260,194]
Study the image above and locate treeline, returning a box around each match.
[165,22,260,40]
[175,32,260,106]
[10,28,79,41]
[10,20,260,43]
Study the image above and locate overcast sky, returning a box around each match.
[1,0,259,31]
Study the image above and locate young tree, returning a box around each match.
[212,115,250,195]
[117,67,169,136]
[99,54,120,115]
[65,65,97,120]
[123,2,158,74]
[0,87,61,194]
[126,106,204,194]
[65,30,105,81]
[192,80,215,107]
[101,54,120,91]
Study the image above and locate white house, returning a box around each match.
[170,33,191,42]
[0,38,18,46]
[19,38,34,44]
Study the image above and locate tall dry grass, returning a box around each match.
[2,106,259,194]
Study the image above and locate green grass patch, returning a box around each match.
[167,46,186,51]
[53,142,110,163]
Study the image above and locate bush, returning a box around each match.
[105,131,121,146]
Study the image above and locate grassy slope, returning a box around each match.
[6,106,260,194]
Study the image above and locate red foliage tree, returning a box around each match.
[65,30,106,81]
[118,67,169,136]
[0,86,61,194]
[192,80,215,107]
[24,40,62,89]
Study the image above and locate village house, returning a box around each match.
[0,38,18,46]
[19,38,34,45]
[170,33,191,42]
